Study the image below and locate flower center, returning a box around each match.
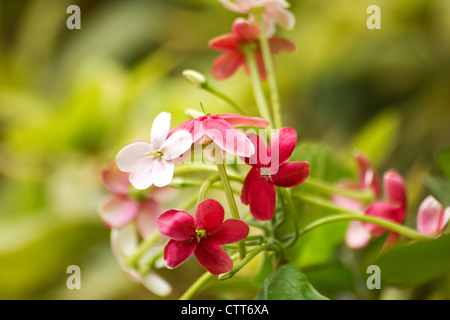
[147,151,164,159]
[195,229,207,242]
[260,167,271,178]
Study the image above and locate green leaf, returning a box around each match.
[375,234,450,287]
[423,176,450,207]
[255,265,329,300]
[436,147,450,180]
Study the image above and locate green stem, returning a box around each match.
[215,152,246,260]
[174,164,242,181]
[198,175,221,203]
[242,44,274,129]
[295,192,364,216]
[302,176,375,202]
[201,82,247,115]
[218,244,270,280]
[125,230,161,268]
[179,271,214,300]
[278,188,299,248]
[254,12,282,129]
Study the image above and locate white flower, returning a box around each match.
[116,112,193,190]
[219,0,295,36]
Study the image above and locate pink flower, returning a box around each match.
[209,17,295,80]
[219,0,295,36]
[98,162,165,239]
[157,199,249,274]
[116,112,193,190]
[240,127,310,221]
[417,195,450,236]
[169,113,269,158]
[345,170,407,249]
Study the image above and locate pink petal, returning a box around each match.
[268,37,296,54]
[194,199,225,233]
[160,130,193,160]
[208,219,249,245]
[218,0,253,13]
[152,159,175,187]
[269,127,297,167]
[245,133,271,167]
[211,51,245,80]
[364,201,403,236]
[169,118,206,143]
[129,157,155,190]
[248,178,276,221]
[345,221,372,249]
[203,118,255,158]
[270,161,309,187]
[151,112,171,150]
[216,114,270,128]
[101,162,130,195]
[164,239,197,269]
[157,209,195,241]
[232,17,260,41]
[116,142,153,173]
[209,33,243,51]
[417,196,444,236]
[135,199,163,239]
[194,241,233,274]
[98,195,139,229]
[332,195,365,212]
[383,170,406,211]
[441,207,450,234]
[241,166,261,206]
[265,6,295,30]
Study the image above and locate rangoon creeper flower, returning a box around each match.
[116,112,193,190]
[219,0,295,36]
[241,127,310,221]
[157,199,249,274]
[99,161,166,239]
[417,195,450,236]
[169,113,269,158]
[209,17,295,80]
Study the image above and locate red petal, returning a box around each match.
[164,239,197,269]
[211,51,245,80]
[168,118,206,143]
[157,209,195,241]
[383,170,406,211]
[269,127,297,167]
[209,33,243,51]
[232,17,260,41]
[271,161,309,187]
[245,133,271,167]
[268,37,296,54]
[194,241,233,274]
[364,201,403,236]
[208,219,249,245]
[241,166,261,205]
[194,199,224,233]
[216,114,270,128]
[248,178,276,221]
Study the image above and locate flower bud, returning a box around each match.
[182,69,206,87]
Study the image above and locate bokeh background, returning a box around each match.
[0,0,449,300]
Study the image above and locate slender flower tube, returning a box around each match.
[417,195,450,236]
[157,199,249,274]
[240,127,309,221]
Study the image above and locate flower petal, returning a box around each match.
[129,157,155,190]
[98,195,139,229]
[364,201,403,236]
[160,130,193,160]
[384,170,406,211]
[241,166,261,205]
[218,0,253,13]
[164,239,197,269]
[157,209,195,241]
[216,114,270,128]
[211,51,245,80]
[417,196,445,236]
[248,178,276,221]
[135,199,163,240]
[270,161,309,187]
[208,219,249,245]
[194,199,224,233]
[209,33,243,51]
[194,241,233,274]
[244,133,271,167]
[232,17,260,41]
[345,221,372,249]
[266,6,295,30]
[101,162,131,195]
[152,159,175,187]
[116,142,153,173]
[268,37,296,54]
[151,112,171,149]
[269,127,297,167]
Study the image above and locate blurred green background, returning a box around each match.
[0,0,449,300]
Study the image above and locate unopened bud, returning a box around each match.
[182,69,206,87]
[184,108,205,119]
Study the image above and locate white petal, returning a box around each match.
[129,157,155,190]
[345,221,372,249]
[141,273,172,297]
[116,142,153,172]
[152,159,175,187]
[151,112,171,149]
[110,223,139,261]
[160,130,193,160]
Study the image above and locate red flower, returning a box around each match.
[157,199,249,274]
[241,127,309,221]
[209,17,295,80]
[169,113,269,158]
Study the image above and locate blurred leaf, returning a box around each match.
[436,148,450,180]
[375,234,450,287]
[423,176,450,207]
[349,109,401,168]
[255,265,328,300]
